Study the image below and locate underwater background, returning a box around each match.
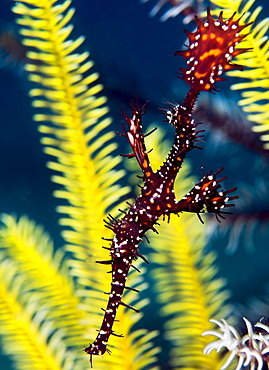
[0,0,269,369]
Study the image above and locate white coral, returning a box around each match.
[203,317,269,370]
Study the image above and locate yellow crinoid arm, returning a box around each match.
[209,0,269,148]
[0,214,91,349]
[0,215,90,370]
[0,213,160,370]
[144,128,232,370]
[13,0,129,287]
[11,0,160,369]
